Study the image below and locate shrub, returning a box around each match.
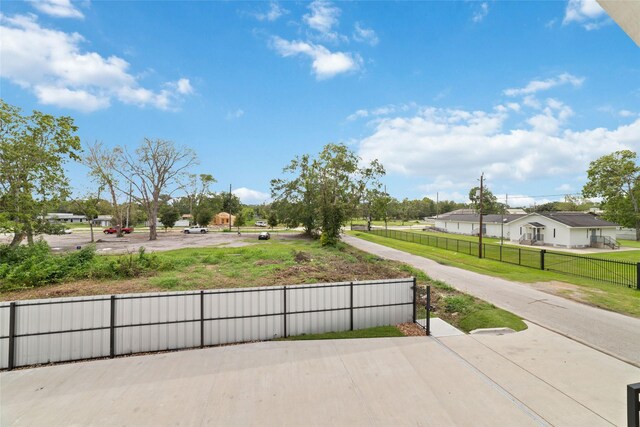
[0,241,96,288]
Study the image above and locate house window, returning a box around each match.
[553,229,556,238]
[520,227,522,235]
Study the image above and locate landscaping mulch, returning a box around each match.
[397,322,426,336]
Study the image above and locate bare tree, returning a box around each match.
[116,138,197,241]
[83,142,126,237]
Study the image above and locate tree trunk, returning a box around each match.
[636,218,640,241]
[89,222,94,242]
[149,205,158,240]
[9,232,25,248]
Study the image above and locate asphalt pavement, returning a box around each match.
[343,234,640,367]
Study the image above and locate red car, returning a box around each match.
[103,227,134,234]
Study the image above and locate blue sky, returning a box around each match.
[1,0,639,207]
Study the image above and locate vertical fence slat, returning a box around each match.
[109,296,116,358]
[283,286,287,338]
[8,302,16,370]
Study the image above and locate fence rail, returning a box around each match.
[0,278,416,370]
[363,229,639,290]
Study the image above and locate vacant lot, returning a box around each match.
[0,234,525,333]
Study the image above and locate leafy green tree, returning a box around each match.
[0,100,82,246]
[184,173,216,220]
[583,150,640,240]
[159,206,180,231]
[235,210,246,229]
[73,191,102,242]
[271,143,384,246]
[196,208,213,227]
[267,210,278,228]
[468,186,504,214]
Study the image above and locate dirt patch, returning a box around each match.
[526,280,604,305]
[254,260,281,266]
[397,322,426,336]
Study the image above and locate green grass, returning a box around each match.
[458,309,527,333]
[620,239,640,248]
[278,325,405,340]
[348,231,640,318]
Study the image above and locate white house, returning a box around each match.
[45,213,87,223]
[92,215,113,227]
[434,211,524,239]
[507,212,619,249]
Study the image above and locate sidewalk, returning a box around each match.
[2,322,637,426]
[343,234,640,367]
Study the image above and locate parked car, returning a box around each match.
[255,221,267,227]
[258,231,270,240]
[103,227,134,234]
[64,228,73,234]
[183,226,208,234]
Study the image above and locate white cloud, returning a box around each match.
[0,14,193,112]
[472,2,489,23]
[563,0,607,29]
[226,109,245,120]
[357,100,640,199]
[619,110,636,118]
[233,187,271,204]
[304,0,340,37]
[30,0,84,19]
[255,2,287,22]
[353,22,379,46]
[346,103,416,121]
[271,36,361,79]
[504,73,584,97]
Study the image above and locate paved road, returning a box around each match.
[343,234,640,367]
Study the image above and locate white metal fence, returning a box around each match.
[0,278,415,369]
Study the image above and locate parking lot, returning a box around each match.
[0,228,279,254]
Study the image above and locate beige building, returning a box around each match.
[213,212,236,226]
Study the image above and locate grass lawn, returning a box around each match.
[278,325,405,340]
[620,239,640,248]
[2,235,527,334]
[348,231,640,318]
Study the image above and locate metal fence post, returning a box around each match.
[200,290,205,348]
[110,295,116,358]
[426,286,431,336]
[412,277,417,324]
[283,286,288,338]
[629,383,640,427]
[540,249,546,270]
[8,302,16,370]
[350,282,354,331]
[637,263,640,291]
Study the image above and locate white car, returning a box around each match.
[255,221,267,227]
[183,226,208,234]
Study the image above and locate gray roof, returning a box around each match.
[536,212,619,227]
[437,213,525,224]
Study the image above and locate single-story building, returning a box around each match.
[508,212,619,249]
[434,211,524,239]
[213,212,235,226]
[45,213,87,223]
[92,215,113,227]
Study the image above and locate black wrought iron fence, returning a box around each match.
[362,228,639,290]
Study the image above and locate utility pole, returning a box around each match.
[229,183,232,231]
[501,193,507,246]
[436,192,439,219]
[478,173,484,258]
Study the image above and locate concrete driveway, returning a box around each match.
[1,323,638,426]
[343,234,640,367]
